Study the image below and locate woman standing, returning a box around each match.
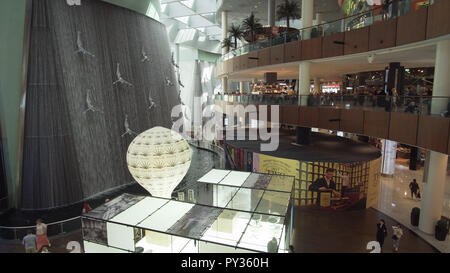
[376,219,388,250]
[36,219,50,251]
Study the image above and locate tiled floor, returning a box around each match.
[292,207,438,253]
[375,159,450,253]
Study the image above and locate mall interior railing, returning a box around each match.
[0,216,82,241]
[215,94,450,118]
[218,0,438,63]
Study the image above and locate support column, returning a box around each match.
[313,77,321,96]
[409,146,418,170]
[316,12,323,25]
[296,127,311,145]
[239,81,245,94]
[419,39,450,234]
[298,62,311,106]
[419,151,448,234]
[385,62,404,95]
[222,77,228,94]
[222,11,229,56]
[301,0,314,39]
[268,0,276,27]
[381,139,397,177]
[431,39,450,114]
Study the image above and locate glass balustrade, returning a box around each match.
[214,94,450,118]
[216,0,434,65]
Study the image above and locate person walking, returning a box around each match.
[376,219,388,251]
[288,245,295,253]
[392,224,403,252]
[36,219,51,251]
[267,237,278,253]
[82,202,92,213]
[22,229,37,253]
[409,179,420,199]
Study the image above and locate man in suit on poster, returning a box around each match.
[309,168,341,203]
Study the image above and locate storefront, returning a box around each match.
[224,143,382,211]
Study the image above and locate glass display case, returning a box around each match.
[82,170,295,253]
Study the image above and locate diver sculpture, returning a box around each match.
[121,115,137,137]
[141,47,151,63]
[148,92,156,110]
[75,31,95,57]
[83,89,103,114]
[165,77,174,87]
[171,52,179,69]
[113,63,133,87]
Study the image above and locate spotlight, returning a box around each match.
[367,54,375,64]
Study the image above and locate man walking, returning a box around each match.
[409,179,419,199]
[22,229,37,253]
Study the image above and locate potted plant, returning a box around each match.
[276,0,301,30]
[221,37,232,53]
[435,219,449,241]
[229,24,244,50]
[242,12,262,43]
[410,207,420,226]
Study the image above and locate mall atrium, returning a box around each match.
[0,0,449,254]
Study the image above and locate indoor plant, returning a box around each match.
[410,207,420,226]
[228,24,244,50]
[276,0,301,29]
[435,219,449,241]
[221,37,232,53]
[242,12,262,43]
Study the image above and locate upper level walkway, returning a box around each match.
[215,93,450,155]
[215,0,450,78]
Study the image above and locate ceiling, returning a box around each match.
[218,0,343,28]
[226,42,438,82]
[159,0,223,53]
[157,0,344,54]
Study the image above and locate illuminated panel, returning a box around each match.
[219,171,251,187]
[106,222,135,252]
[83,241,129,253]
[110,197,169,226]
[137,201,195,232]
[197,169,231,184]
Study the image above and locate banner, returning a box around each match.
[252,153,260,173]
[366,157,382,208]
[258,154,299,180]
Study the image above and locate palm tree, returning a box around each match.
[221,37,232,52]
[228,24,244,49]
[242,12,262,43]
[276,0,301,29]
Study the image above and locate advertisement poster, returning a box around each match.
[252,153,260,173]
[258,154,299,180]
[366,157,382,208]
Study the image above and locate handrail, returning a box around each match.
[0,216,81,230]
[217,94,447,99]
[215,94,450,117]
[219,0,434,63]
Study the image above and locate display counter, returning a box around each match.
[82,170,294,253]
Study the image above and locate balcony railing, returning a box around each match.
[215,94,450,118]
[218,0,438,64]
[0,216,82,241]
